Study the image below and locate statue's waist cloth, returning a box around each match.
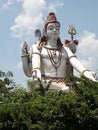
[41,75,69,91]
[42,75,66,82]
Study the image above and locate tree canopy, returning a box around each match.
[0,71,98,130]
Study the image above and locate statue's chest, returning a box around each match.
[41,47,68,68]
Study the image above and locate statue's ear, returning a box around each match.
[43,29,47,37]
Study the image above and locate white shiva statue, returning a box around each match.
[21,12,96,91]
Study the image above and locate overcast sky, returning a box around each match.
[0,0,98,86]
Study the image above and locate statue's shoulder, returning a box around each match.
[32,41,46,53]
[62,45,68,52]
[31,43,40,53]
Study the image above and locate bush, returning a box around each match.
[0,75,98,130]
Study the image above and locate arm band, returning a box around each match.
[81,69,90,75]
[21,54,29,57]
[69,55,77,60]
[33,67,41,70]
[32,52,41,56]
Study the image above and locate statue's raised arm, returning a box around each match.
[21,41,32,77]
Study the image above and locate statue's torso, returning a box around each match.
[41,46,68,78]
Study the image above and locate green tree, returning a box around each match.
[0,74,98,130]
[0,70,14,96]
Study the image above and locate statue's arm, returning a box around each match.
[64,47,97,81]
[32,44,41,80]
[21,41,32,77]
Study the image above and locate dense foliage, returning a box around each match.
[0,70,98,130]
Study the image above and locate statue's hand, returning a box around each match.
[22,41,30,54]
[83,70,97,82]
[32,69,41,81]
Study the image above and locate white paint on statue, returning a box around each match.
[21,12,97,91]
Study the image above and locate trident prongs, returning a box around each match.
[68,25,77,40]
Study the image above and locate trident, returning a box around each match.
[68,25,77,41]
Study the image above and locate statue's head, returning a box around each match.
[40,12,62,49]
[43,12,60,41]
[44,12,60,31]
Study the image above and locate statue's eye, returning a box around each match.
[55,27,59,31]
[47,24,60,31]
[48,26,53,30]
[49,27,53,30]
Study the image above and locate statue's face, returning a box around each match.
[46,23,60,40]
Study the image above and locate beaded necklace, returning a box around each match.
[43,46,62,68]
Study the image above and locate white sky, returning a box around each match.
[0,0,98,86]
